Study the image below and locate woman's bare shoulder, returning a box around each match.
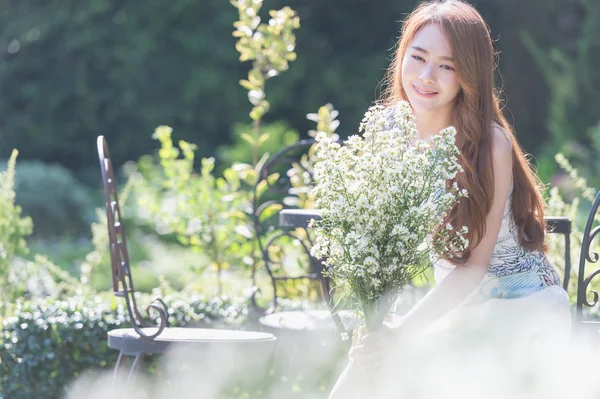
[491,122,513,152]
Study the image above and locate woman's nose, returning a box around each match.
[418,64,436,84]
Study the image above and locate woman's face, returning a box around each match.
[401,23,461,118]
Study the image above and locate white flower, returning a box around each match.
[310,100,468,330]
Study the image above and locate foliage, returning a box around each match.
[27,237,93,277]
[7,254,82,303]
[231,0,299,123]
[306,103,341,141]
[544,153,600,306]
[133,126,326,306]
[286,103,341,209]
[589,122,600,179]
[133,126,252,294]
[0,0,247,169]
[4,159,94,238]
[216,120,299,171]
[230,2,346,307]
[230,0,299,178]
[0,151,85,318]
[521,0,600,183]
[239,104,341,307]
[0,293,251,399]
[244,104,343,309]
[129,2,307,302]
[5,0,585,178]
[0,150,33,315]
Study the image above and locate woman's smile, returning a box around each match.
[412,84,438,98]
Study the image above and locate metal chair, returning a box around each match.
[545,209,600,333]
[97,135,276,382]
[545,216,572,291]
[574,190,600,329]
[249,140,355,336]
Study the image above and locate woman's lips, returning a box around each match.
[412,84,438,98]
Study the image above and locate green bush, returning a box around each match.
[0,159,94,238]
[0,293,251,399]
[132,126,260,295]
[0,150,33,314]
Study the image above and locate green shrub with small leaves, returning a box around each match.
[1,159,95,238]
[0,292,252,399]
[133,126,254,295]
[0,150,33,316]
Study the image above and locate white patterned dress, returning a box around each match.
[434,179,564,302]
[430,161,572,344]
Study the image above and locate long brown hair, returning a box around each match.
[381,0,547,262]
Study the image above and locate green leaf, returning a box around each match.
[256,179,268,199]
[201,157,216,173]
[249,107,263,121]
[189,235,201,247]
[257,133,270,146]
[240,133,256,145]
[248,68,264,85]
[259,203,283,223]
[306,112,319,123]
[256,172,279,199]
[223,167,240,189]
[230,210,248,219]
[318,105,330,120]
[266,172,280,186]
[235,225,254,239]
[255,152,270,173]
[239,79,256,91]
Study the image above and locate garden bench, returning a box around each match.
[97,136,276,383]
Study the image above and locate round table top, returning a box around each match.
[108,327,277,354]
[259,309,360,331]
[279,209,322,228]
[108,327,276,343]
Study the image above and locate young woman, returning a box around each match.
[329,0,571,397]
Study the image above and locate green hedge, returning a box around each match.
[0,293,250,399]
[9,160,95,238]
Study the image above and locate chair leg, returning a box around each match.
[127,353,144,384]
[112,351,144,387]
[113,351,125,383]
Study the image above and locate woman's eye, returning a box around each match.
[411,55,425,62]
[441,64,455,71]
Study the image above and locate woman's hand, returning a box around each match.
[348,321,402,370]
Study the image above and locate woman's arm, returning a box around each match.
[399,126,514,335]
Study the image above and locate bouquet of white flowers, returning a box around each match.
[310,101,469,332]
